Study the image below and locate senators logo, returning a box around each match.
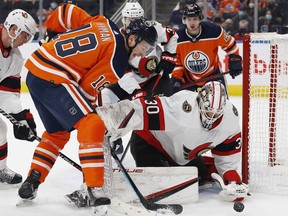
[182,100,192,113]
[185,51,209,74]
[22,12,28,18]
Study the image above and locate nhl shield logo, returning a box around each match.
[182,100,192,113]
[185,51,209,74]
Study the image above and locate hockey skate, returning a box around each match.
[18,169,41,200]
[0,166,22,184]
[87,187,111,215]
[65,188,90,207]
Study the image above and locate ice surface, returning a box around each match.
[1,94,288,216]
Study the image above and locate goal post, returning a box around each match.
[242,33,288,194]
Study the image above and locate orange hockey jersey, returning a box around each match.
[172,21,239,86]
[44,3,96,34]
[25,4,128,103]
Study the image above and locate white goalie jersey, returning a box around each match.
[97,90,242,179]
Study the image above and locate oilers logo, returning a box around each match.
[185,51,209,74]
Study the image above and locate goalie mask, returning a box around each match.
[4,9,37,47]
[197,81,227,130]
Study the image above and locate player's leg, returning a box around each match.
[0,118,22,184]
[129,131,175,167]
[73,113,110,206]
[19,73,91,200]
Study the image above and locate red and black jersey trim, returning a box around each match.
[139,97,165,130]
[0,76,21,92]
[0,143,8,160]
[211,132,241,156]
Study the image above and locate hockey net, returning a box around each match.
[242,33,288,194]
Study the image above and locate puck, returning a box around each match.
[233,202,244,212]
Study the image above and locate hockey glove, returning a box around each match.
[228,54,242,79]
[38,29,59,46]
[212,172,249,202]
[155,51,177,77]
[10,109,37,142]
[171,77,183,93]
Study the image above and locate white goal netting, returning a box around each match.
[242,33,288,194]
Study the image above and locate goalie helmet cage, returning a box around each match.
[242,33,288,194]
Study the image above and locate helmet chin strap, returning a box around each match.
[7,28,19,49]
[126,36,139,57]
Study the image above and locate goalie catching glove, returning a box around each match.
[228,54,242,79]
[211,172,249,202]
[10,109,37,141]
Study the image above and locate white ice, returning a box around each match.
[1,94,288,216]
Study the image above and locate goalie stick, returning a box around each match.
[0,107,82,172]
[146,177,198,203]
[180,71,230,90]
[109,136,183,215]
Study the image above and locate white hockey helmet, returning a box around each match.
[122,1,144,18]
[197,81,227,130]
[122,1,145,28]
[4,9,37,43]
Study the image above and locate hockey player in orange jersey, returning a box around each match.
[171,3,242,93]
[18,4,158,209]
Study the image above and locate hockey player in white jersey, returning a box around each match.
[102,0,179,155]
[120,0,178,83]
[0,9,38,184]
[96,81,249,202]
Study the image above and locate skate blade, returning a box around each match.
[92,205,109,215]
[16,198,35,207]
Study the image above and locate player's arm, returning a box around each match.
[154,23,178,77]
[218,27,242,79]
[171,46,186,92]
[211,132,248,201]
[96,72,144,106]
[40,3,92,45]
[96,94,167,141]
[0,77,37,142]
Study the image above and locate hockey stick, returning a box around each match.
[109,137,183,215]
[180,71,231,90]
[0,107,82,172]
[103,135,160,216]
[120,141,130,162]
[151,70,163,95]
[146,177,198,203]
